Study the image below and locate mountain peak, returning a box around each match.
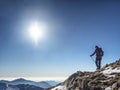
[12,78,27,82]
[48,59,120,90]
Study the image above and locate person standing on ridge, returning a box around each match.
[90,46,104,70]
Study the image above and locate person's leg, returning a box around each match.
[98,56,102,69]
[96,57,99,69]
[98,60,100,69]
[99,57,102,69]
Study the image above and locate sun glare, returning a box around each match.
[28,21,46,45]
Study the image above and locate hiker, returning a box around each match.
[90,46,104,70]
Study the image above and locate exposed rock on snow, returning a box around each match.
[47,59,120,90]
[102,66,120,75]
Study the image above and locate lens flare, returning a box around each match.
[28,21,46,46]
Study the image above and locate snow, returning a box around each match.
[51,85,66,90]
[105,87,111,90]
[102,66,120,75]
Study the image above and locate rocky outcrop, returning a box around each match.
[48,59,120,90]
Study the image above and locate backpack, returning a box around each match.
[98,48,104,56]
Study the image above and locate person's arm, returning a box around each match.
[90,49,96,56]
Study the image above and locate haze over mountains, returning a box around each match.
[0,78,59,89]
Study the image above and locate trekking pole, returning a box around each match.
[90,56,95,63]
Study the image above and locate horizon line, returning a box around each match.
[0,76,68,82]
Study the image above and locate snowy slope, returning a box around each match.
[102,66,120,75]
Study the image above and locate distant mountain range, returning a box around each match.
[0,82,44,90]
[0,78,59,89]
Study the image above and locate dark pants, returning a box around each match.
[95,56,102,70]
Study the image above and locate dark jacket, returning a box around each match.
[91,48,103,56]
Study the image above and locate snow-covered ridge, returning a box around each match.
[47,59,120,90]
[102,66,120,75]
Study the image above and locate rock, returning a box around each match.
[112,83,117,90]
[105,87,111,90]
[48,59,120,90]
[81,79,89,90]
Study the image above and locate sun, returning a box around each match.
[28,21,45,45]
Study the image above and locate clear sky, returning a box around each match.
[0,0,120,81]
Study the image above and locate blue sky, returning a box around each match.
[0,0,120,81]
